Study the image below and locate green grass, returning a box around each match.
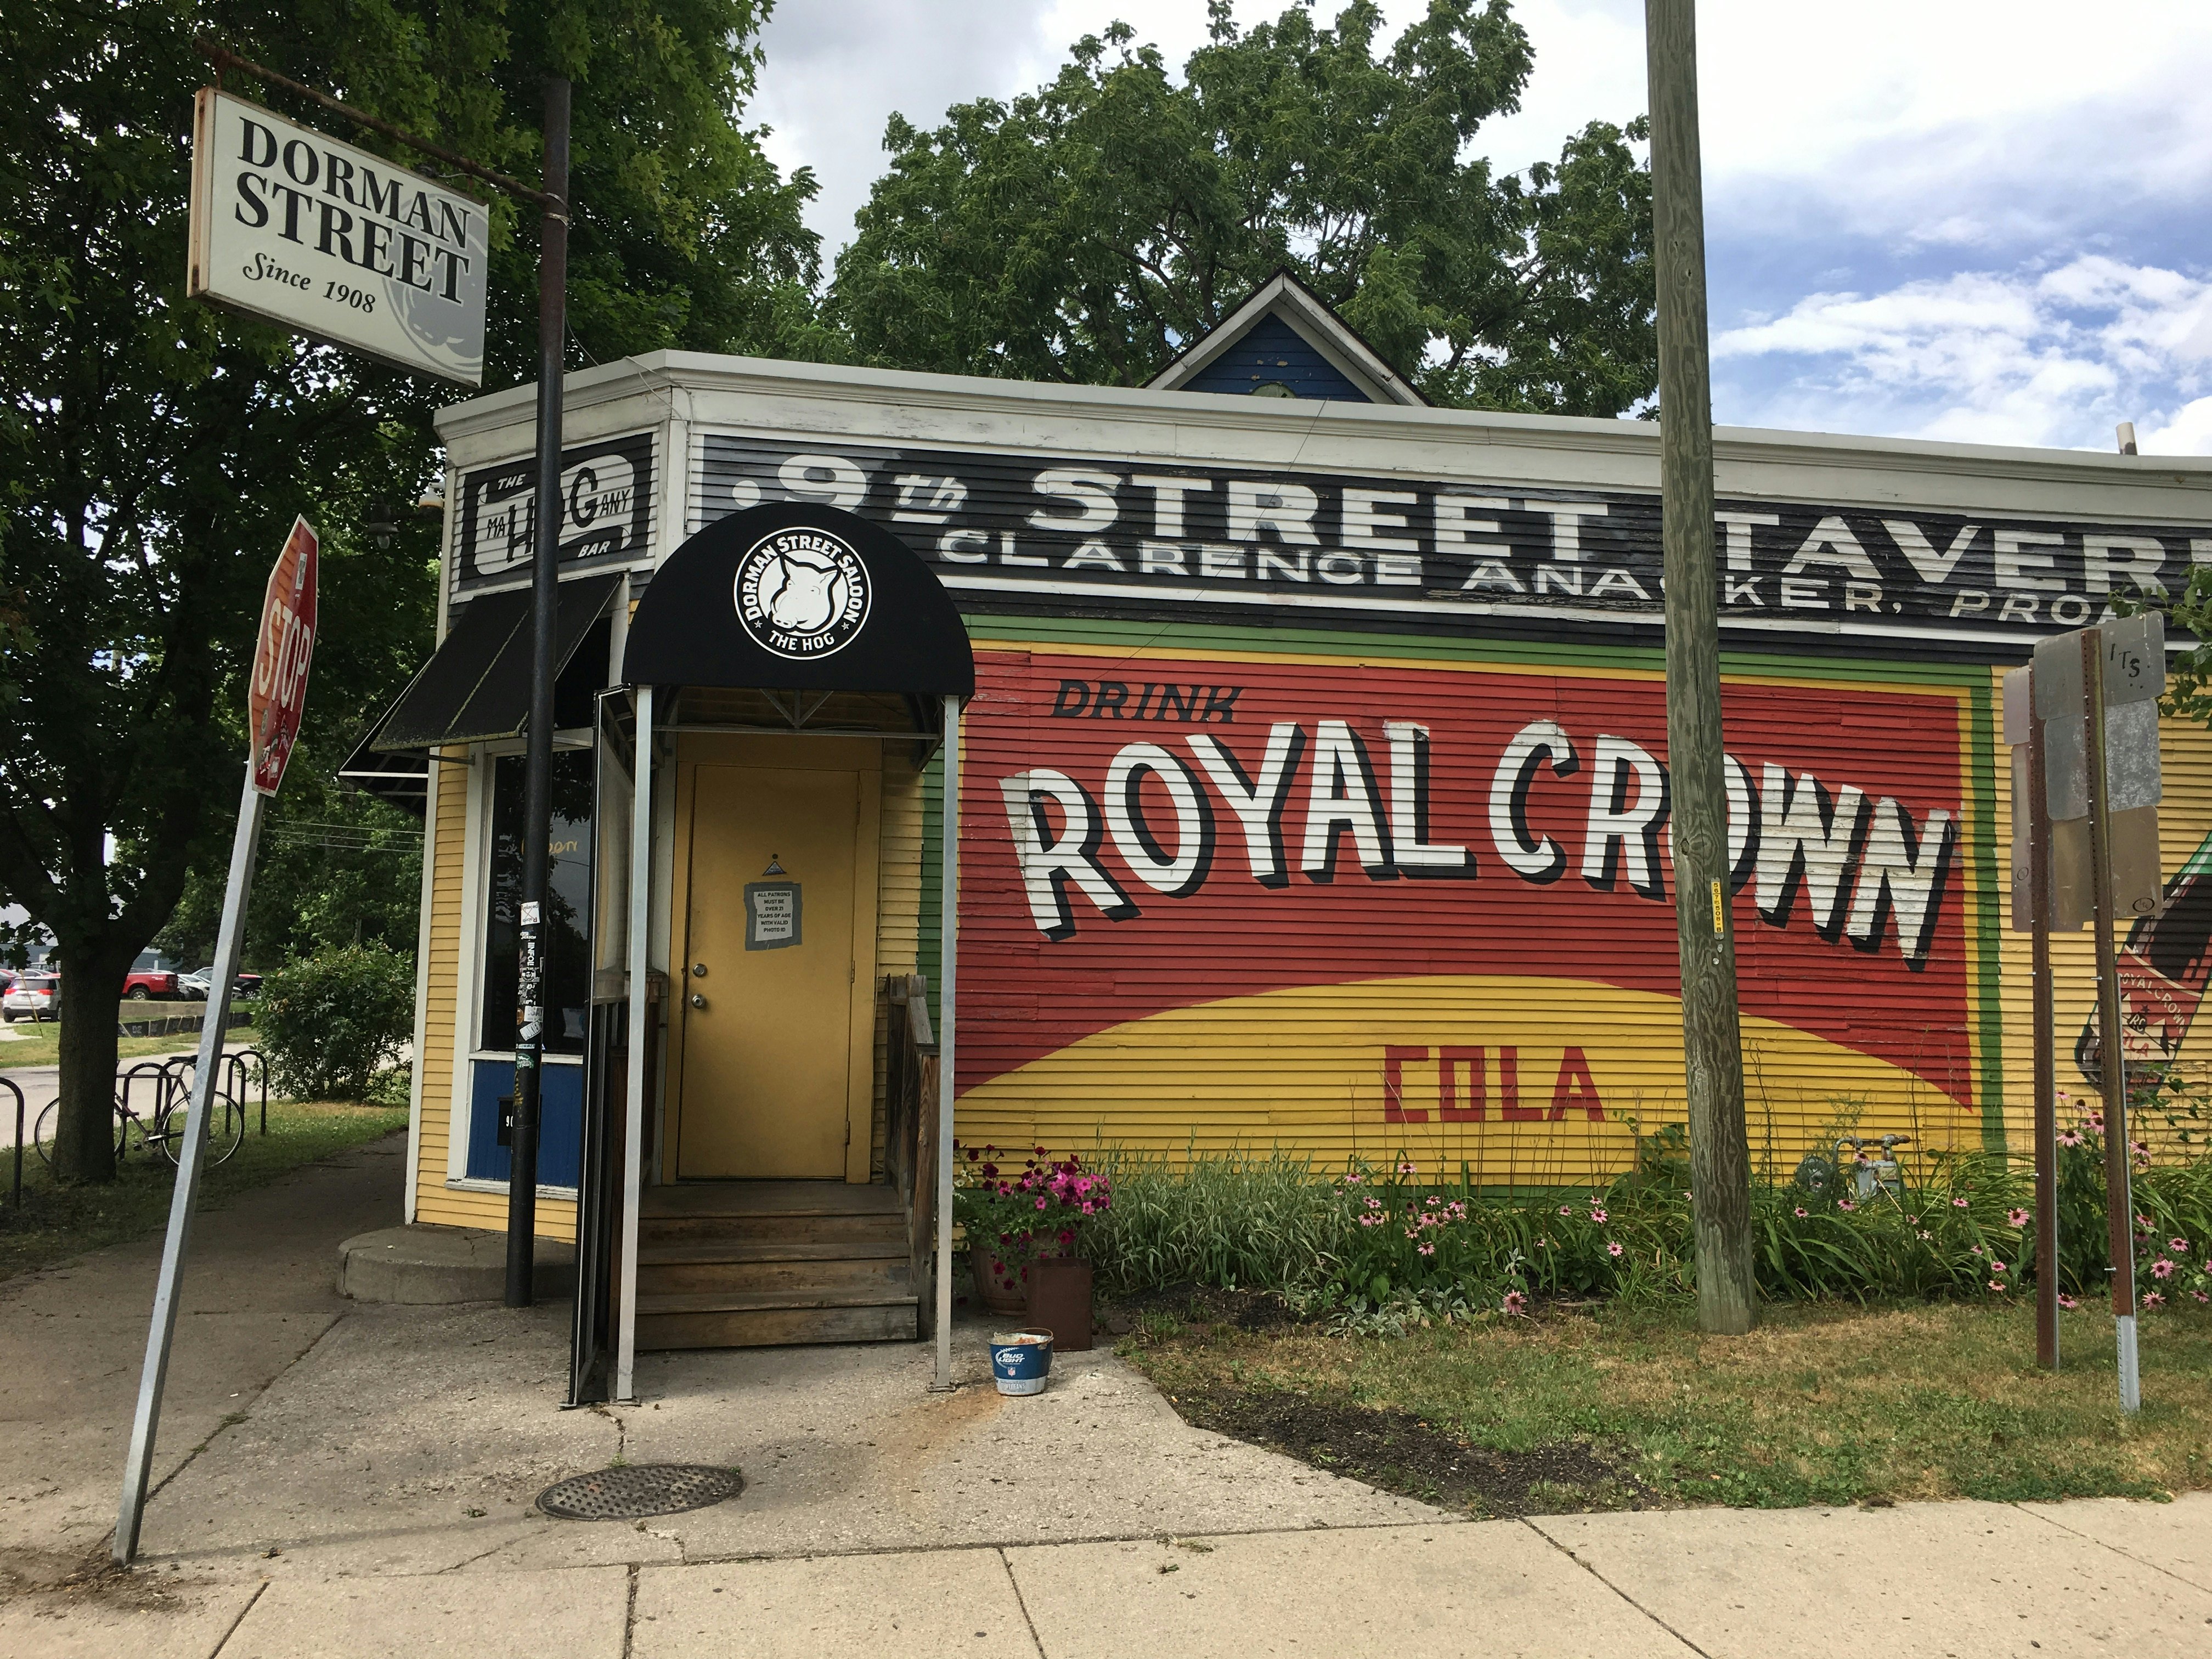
[0,1019,258,1073]
[0,1098,405,1282]
[1125,1298,2212,1510]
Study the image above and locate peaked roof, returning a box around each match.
[1146,269,1428,406]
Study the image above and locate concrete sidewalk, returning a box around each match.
[3,1136,2210,1656]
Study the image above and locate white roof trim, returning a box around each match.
[1144,270,1426,406]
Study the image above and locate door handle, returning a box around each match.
[689,992,707,1009]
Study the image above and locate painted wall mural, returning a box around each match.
[951,632,2000,1182]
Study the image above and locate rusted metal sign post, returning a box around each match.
[2007,614,2162,1409]
[116,518,318,1564]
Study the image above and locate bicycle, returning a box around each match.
[1792,1133,1911,1207]
[33,1058,244,1170]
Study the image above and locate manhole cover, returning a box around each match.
[537,1463,743,1521]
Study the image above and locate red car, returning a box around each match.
[122,967,180,1001]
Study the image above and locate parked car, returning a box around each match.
[3,970,59,1022]
[179,967,261,1000]
[121,965,181,1001]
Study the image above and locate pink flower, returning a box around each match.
[1397,1160,1417,1176]
[2058,1294,2079,1310]
[1793,1207,1809,1218]
[1607,1242,1624,1257]
[1971,1244,1983,1256]
[2143,1291,2166,1309]
[1559,1205,1572,1216]
[1953,1197,1971,1209]
[1906,1215,1920,1224]
[2170,1238,2191,1255]
[1418,1243,1436,1256]
[1342,1172,1363,1186]
[1034,1197,1048,1211]
[1502,1290,1528,1316]
[2152,1259,2176,1279]
[2058,1131,2083,1148]
[2194,1292,2210,1305]
[1365,1196,1382,1210]
[1989,1279,2008,1292]
[1838,1199,1857,1212]
[1589,1209,1609,1223]
[2008,1209,2030,1227]
[1990,1260,2007,1273]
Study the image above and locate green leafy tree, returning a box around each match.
[0,0,818,1183]
[830,0,1654,414]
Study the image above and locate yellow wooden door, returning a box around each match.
[676,760,877,1179]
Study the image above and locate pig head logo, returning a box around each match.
[733,526,871,659]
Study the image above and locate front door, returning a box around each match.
[674,740,881,1180]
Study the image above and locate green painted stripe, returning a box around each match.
[1966,675,2008,1149]
[963,612,1990,689]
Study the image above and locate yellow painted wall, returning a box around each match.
[410,749,577,1240]
[871,750,927,1176]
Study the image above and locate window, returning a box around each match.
[479,750,595,1054]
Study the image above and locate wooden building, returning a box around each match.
[354,277,2212,1400]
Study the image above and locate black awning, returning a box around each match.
[338,715,430,816]
[623,503,973,697]
[371,573,622,753]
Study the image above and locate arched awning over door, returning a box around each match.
[622,502,974,697]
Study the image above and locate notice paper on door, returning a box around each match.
[744,881,802,951]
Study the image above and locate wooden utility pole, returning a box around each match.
[1645,0,1756,1333]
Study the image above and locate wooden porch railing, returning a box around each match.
[884,974,939,1338]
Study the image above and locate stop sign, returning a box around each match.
[250,516,319,795]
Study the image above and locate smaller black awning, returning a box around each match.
[371,573,621,753]
[338,716,430,816]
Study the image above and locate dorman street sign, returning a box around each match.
[188,88,488,385]
[251,517,319,795]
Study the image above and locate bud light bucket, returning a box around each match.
[990,1329,1053,1396]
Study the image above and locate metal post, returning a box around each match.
[932,695,960,1389]
[615,686,653,1403]
[2029,707,2059,1370]
[1645,0,1754,1334]
[2081,631,2140,1411]
[506,77,571,1308]
[116,770,266,1564]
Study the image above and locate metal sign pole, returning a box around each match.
[2028,699,2059,1370]
[2081,631,2140,1412]
[505,77,572,1307]
[115,770,266,1564]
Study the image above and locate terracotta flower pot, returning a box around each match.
[970,1251,1031,1316]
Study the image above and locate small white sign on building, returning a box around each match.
[188,88,487,385]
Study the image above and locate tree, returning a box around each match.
[829,0,1655,415]
[0,0,819,1183]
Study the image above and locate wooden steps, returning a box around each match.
[636,1181,918,1350]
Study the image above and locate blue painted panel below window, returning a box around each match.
[1182,314,1371,402]
[466,1058,583,1189]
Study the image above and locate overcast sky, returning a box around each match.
[752,1,2212,455]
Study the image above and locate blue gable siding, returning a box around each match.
[1181,313,1373,402]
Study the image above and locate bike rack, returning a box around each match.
[227,1047,269,1135]
[2,1077,22,1212]
[119,1060,179,1154]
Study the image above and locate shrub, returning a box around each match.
[256,943,415,1102]
[1079,1144,1344,1296]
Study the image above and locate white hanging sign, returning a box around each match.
[188,88,487,385]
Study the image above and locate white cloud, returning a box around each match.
[748,1,2212,452]
[1713,257,2212,452]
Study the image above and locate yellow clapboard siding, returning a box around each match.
[871,754,928,1177]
